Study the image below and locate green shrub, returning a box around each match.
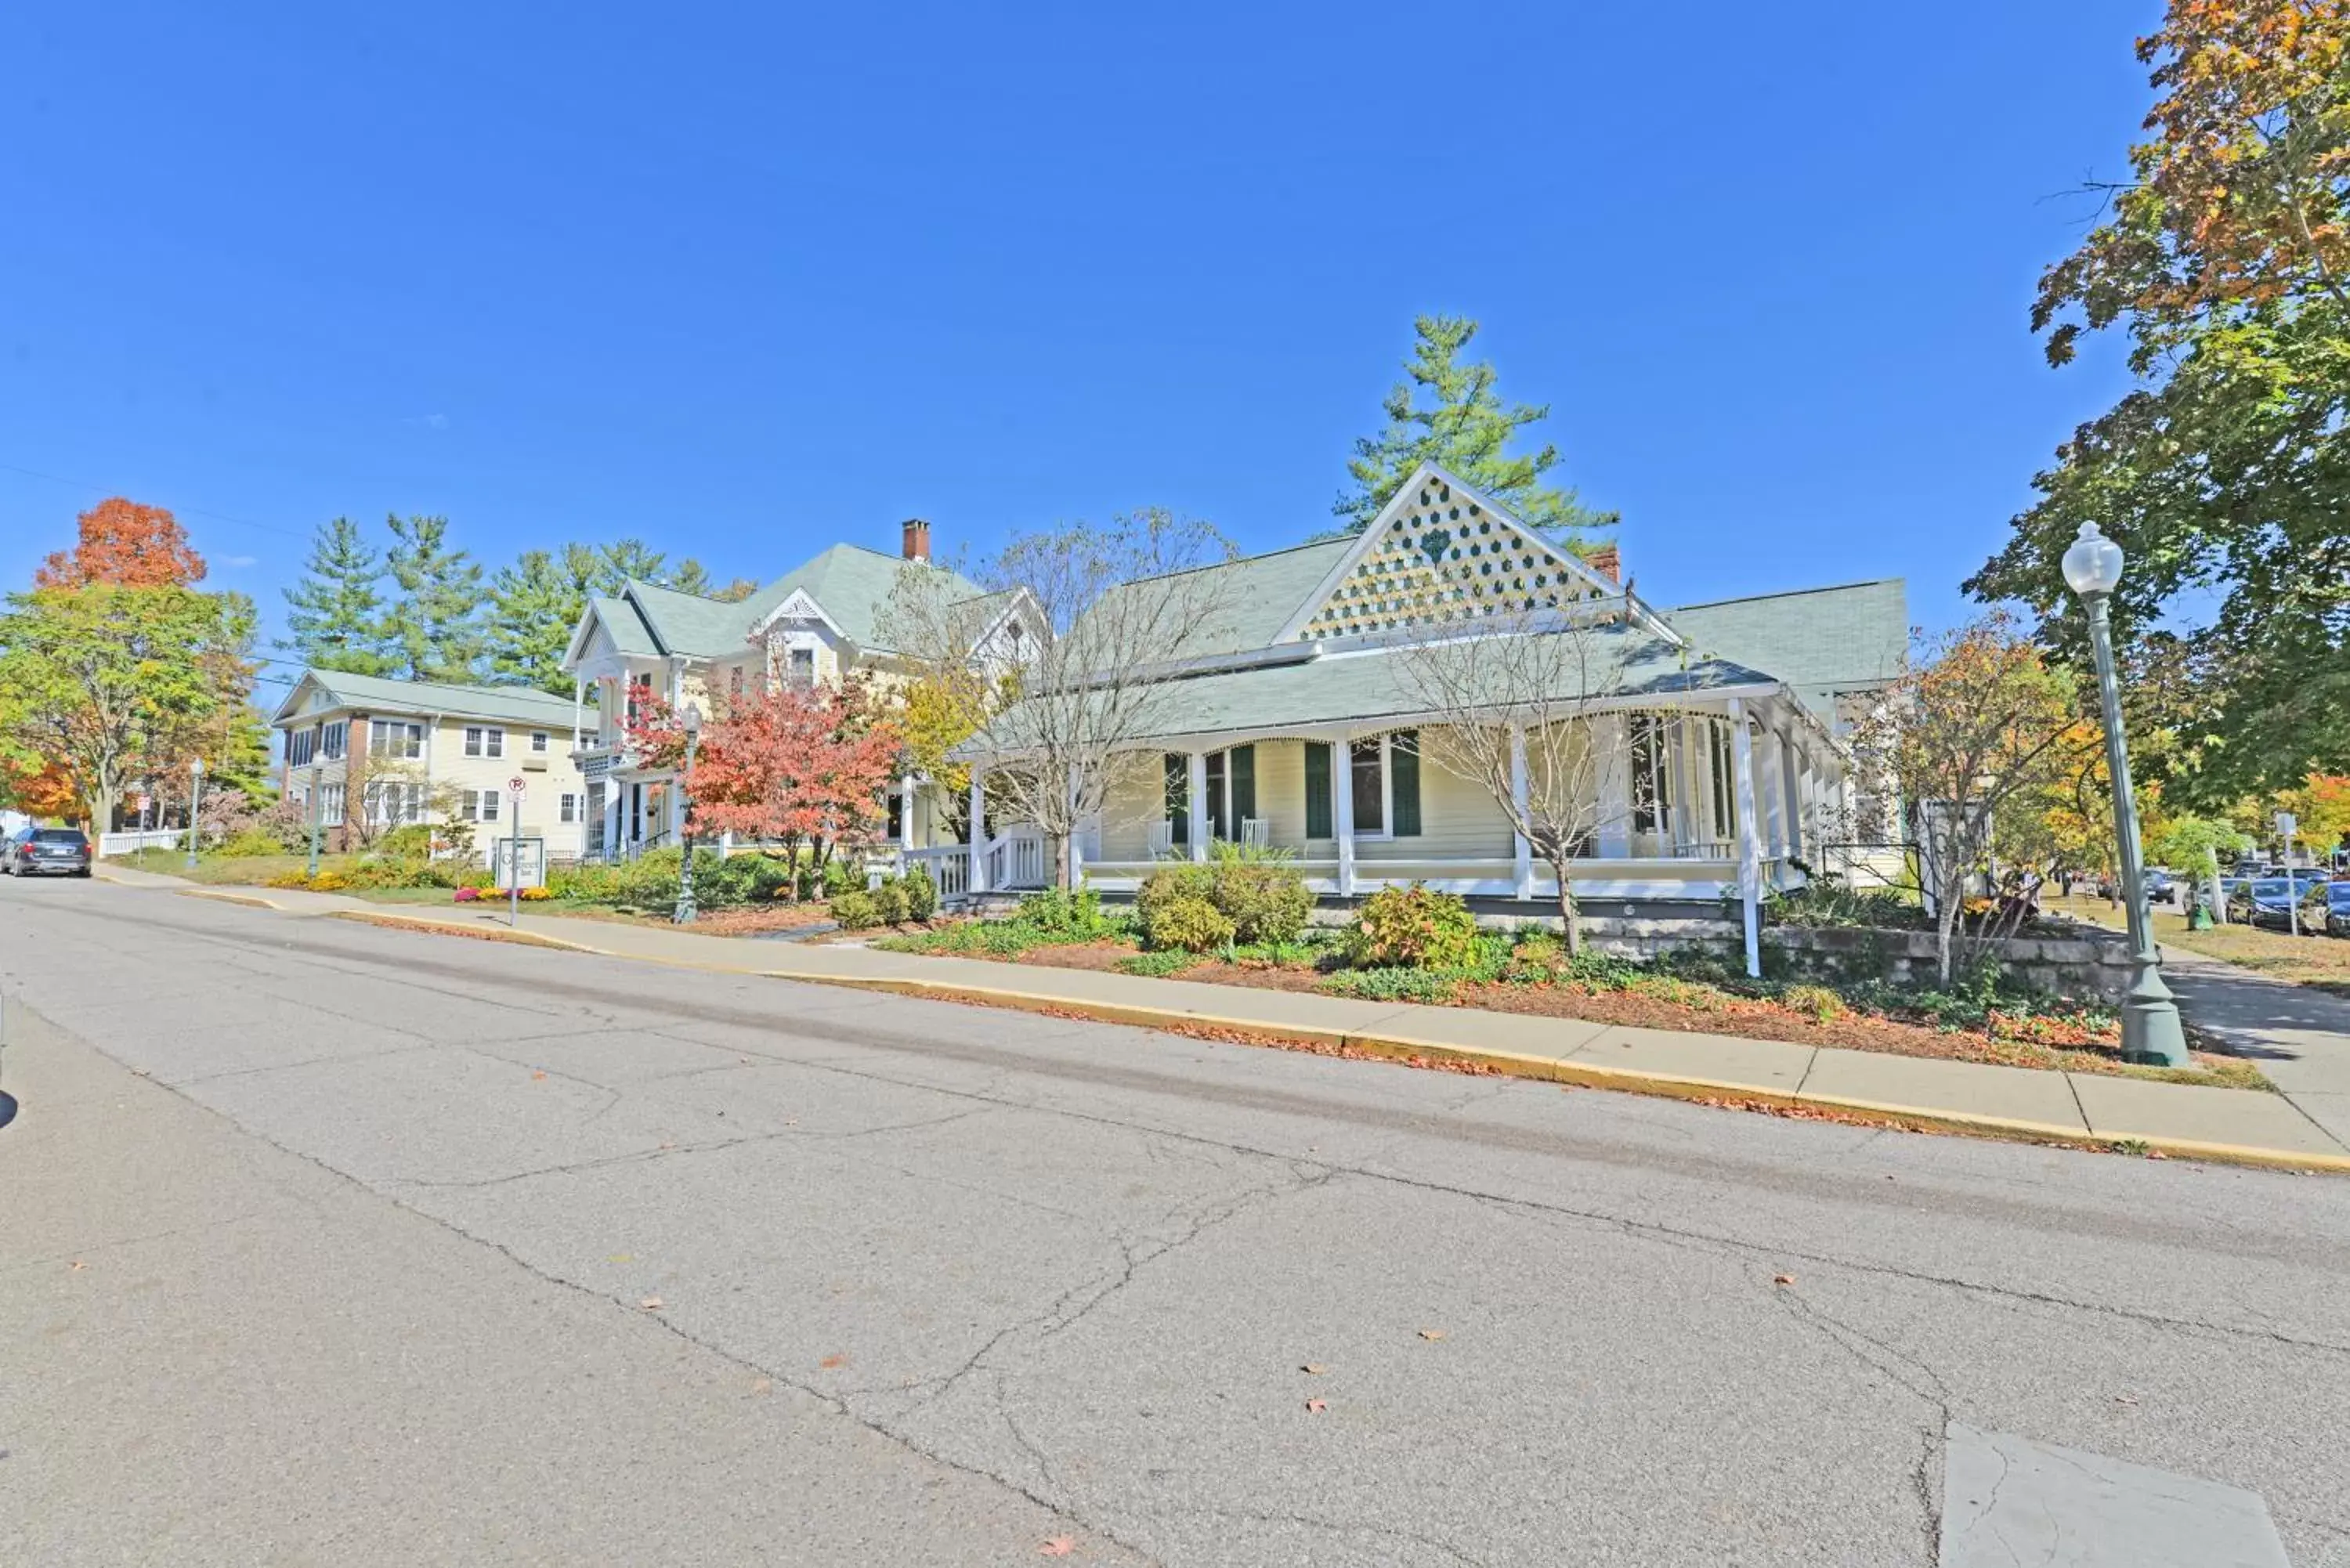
[688,849,759,909]
[902,864,939,921]
[1117,949,1202,977]
[1208,860,1314,945]
[1347,883,1480,970]
[830,888,882,930]
[1143,894,1235,953]
[822,858,865,899]
[870,876,912,925]
[1018,887,1113,938]
[216,828,291,858]
[746,854,798,902]
[1779,982,1848,1022]
[1769,882,1927,931]
[550,861,627,903]
[374,824,439,858]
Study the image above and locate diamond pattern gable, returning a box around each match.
[1284,465,1613,643]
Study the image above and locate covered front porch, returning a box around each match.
[952,695,1849,923]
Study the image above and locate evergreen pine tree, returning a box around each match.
[280,516,393,674]
[1334,315,1615,547]
[381,514,486,683]
[486,549,588,695]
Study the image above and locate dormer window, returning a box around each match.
[788,647,815,686]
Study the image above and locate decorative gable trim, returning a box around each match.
[1271,463,1621,645]
[269,671,331,726]
[747,587,844,644]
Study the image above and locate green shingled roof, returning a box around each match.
[275,670,580,728]
[1068,537,1354,659]
[586,544,989,660]
[960,623,1775,756]
[1662,579,1907,720]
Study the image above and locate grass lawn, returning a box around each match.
[116,848,315,883]
[2044,892,2350,998]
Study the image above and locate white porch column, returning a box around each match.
[967,768,987,894]
[1779,731,1804,863]
[1509,722,1534,900]
[1593,714,1631,858]
[1755,727,1786,860]
[1730,699,1762,979]
[1187,750,1209,864]
[899,772,916,847]
[571,680,584,753]
[1333,732,1358,897]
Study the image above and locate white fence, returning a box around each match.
[97,829,186,858]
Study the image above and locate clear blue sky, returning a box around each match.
[2,0,2159,683]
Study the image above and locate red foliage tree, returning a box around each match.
[36,497,208,588]
[623,680,900,891]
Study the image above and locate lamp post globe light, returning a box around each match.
[2063,522,2190,1068]
[672,702,703,926]
[185,757,205,870]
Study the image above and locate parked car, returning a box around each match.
[2325,882,2350,939]
[2231,875,2328,933]
[1,826,93,877]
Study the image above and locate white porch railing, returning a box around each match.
[905,845,970,901]
[986,829,1049,891]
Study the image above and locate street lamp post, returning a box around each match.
[2062,522,2190,1068]
[184,758,205,871]
[306,760,324,877]
[672,703,703,925]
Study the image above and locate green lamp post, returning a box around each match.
[184,757,204,871]
[2062,522,2190,1068]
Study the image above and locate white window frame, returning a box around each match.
[367,718,420,760]
[324,720,350,761]
[465,725,505,759]
[287,728,315,768]
[530,731,548,753]
[559,792,578,824]
[1346,734,1397,843]
[320,782,345,825]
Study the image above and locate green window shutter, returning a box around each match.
[1164,753,1189,845]
[1303,742,1332,840]
[1231,744,1256,829]
[1391,730,1422,838]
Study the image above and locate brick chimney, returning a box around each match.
[1586,544,1622,585]
[901,518,931,562]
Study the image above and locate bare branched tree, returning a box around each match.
[885,508,1238,887]
[1394,606,1666,953]
[1846,614,2092,984]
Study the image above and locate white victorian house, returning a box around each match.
[560,519,1030,862]
[950,464,1905,971]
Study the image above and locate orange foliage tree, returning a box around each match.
[624,682,901,892]
[36,497,208,589]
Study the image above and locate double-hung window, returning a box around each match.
[1304,732,1419,840]
[319,782,345,825]
[1630,716,1671,835]
[368,719,420,760]
[461,789,501,822]
[464,725,504,759]
[787,646,815,686]
[323,721,349,761]
[530,732,548,753]
[1708,721,1740,844]
[287,728,316,768]
[559,792,578,824]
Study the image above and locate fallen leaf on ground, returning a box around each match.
[2113,1393,2139,1406]
[638,1295,663,1310]
[67,1260,85,1271]
[1039,1538,1076,1557]
[750,1377,773,1395]
[608,1253,634,1263]
[2146,1150,2169,1160]
[1773,1274,1796,1286]
[530,1070,548,1081]
[1304,1397,1327,1413]
[1417,1329,1446,1341]
[1300,1363,1327,1375]
[818,1353,849,1369]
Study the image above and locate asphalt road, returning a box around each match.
[2,876,2346,1566]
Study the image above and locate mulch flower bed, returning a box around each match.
[956,941,2262,1089]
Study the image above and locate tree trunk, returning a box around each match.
[1935,876,1961,986]
[1054,833,1072,891]
[1556,865,1582,956]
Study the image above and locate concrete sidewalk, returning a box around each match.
[102,866,2350,1169]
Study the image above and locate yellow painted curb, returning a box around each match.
[174,887,282,911]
